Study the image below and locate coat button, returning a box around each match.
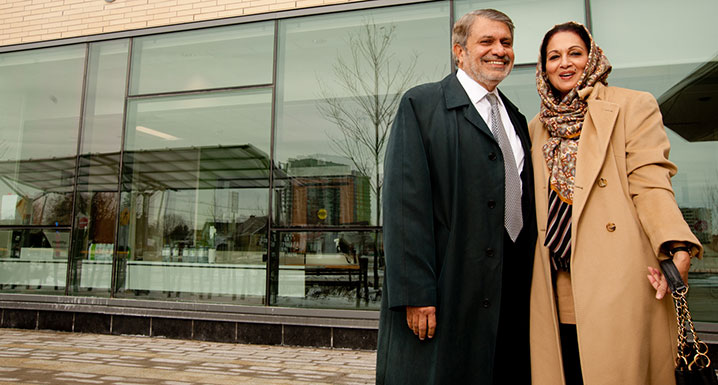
[482,299,491,308]
[485,248,494,257]
[487,200,496,209]
[598,178,607,187]
[606,222,616,232]
[488,152,497,161]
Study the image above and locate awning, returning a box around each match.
[0,144,283,194]
[658,59,718,142]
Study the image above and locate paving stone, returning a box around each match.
[149,358,191,364]
[107,362,144,367]
[57,372,98,378]
[247,366,282,372]
[0,328,376,384]
[54,377,104,384]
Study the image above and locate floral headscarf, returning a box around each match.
[537,22,612,204]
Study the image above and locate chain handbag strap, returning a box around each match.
[671,286,712,371]
[672,286,690,370]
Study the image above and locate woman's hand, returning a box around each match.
[646,266,668,299]
[646,250,691,300]
[673,251,691,284]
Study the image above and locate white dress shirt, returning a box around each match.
[456,69,525,176]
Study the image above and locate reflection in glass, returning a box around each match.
[275,158,371,226]
[496,66,541,120]
[0,45,85,226]
[125,90,271,153]
[591,0,718,68]
[453,0,584,64]
[130,22,274,95]
[116,89,272,303]
[270,230,382,309]
[0,229,69,293]
[114,186,269,303]
[649,59,718,322]
[275,3,450,227]
[70,40,129,295]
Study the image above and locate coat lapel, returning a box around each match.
[443,74,495,140]
[442,74,531,155]
[572,93,619,226]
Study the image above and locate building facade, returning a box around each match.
[0,0,716,349]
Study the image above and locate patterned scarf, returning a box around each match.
[537,22,612,205]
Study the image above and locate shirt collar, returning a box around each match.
[456,68,503,107]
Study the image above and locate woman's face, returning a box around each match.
[545,31,589,98]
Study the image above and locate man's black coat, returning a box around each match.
[376,73,536,384]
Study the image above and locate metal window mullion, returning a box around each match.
[270,226,382,233]
[449,0,455,73]
[0,225,72,230]
[65,42,91,296]
[127,83,274,100]
[584,0,593,33]
[265,19,280,306]
[110,38,134,298]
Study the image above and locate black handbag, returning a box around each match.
[659,259,718,385]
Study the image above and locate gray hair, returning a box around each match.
[452,9,515,65]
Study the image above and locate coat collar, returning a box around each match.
[572,83,620,225]
[442,72,523,112]
[443,73,471,109]
[442,73,530,151]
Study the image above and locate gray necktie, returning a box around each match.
[486,93,523,242]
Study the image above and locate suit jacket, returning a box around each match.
[529,84,703,385]
[376,73,536,384]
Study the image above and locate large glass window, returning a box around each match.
[70,40,129,296]
[115,89,272,303]
[272,3,448,310]
[274,2,450,228]
[591,0,718,322]
[453,0,585,64]
[129,22,275,95]
[0,45,85,227]
[0,45,85,294]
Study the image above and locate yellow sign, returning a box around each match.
[317,208,328,220]
[119,208,130,226]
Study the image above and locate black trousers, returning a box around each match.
[559,323,584,385]
[492,231,533,385]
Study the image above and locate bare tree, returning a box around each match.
[163,213,190,242]
[317,20,419,226]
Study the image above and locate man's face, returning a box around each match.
[453,17,514,91]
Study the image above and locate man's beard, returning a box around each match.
[467,54,513,88]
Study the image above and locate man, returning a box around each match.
[376,9,536,384]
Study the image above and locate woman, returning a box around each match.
[529,22,703,385]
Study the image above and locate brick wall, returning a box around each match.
[0,0,367,47]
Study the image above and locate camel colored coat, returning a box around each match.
[529,83,702,385]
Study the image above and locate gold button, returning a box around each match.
[598,178,607,187]
[606,222,616,232]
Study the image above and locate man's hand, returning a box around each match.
[406,306,436,340]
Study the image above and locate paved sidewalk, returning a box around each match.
[0,329,377,385]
